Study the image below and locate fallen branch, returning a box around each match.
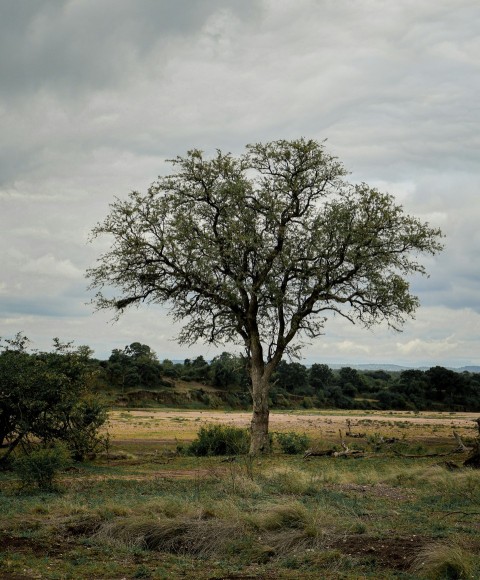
[464,441,480,468]
[303,449,335,458]
[452,431,470,453]
[304,437,365,459]
[438,510,480,520]
[393,450,451,459]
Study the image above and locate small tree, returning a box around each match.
[0,334,107,464]
[88,138,443,454]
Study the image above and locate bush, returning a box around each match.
[13,444,71,491]
[188,424,250,456]
[0,335,108,467]
[276,432,310,455]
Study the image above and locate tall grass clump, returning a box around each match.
[188,424,249,456]
[94,516,245,557]
[411,539,475,579]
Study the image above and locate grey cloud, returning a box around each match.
[0,294,88,319]
[1,0,479,365]
[0,0,260,100]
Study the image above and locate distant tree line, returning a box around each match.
[91,342,480,412]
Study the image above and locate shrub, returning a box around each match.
[276,431,310,454]
[188,424,250,456]
[13,443,71,491]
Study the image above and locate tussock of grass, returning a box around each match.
[254,501,310,531]
[94,516,245,557]
[263,528,320,555]
[221,472,262,497]
[411,538,475,579]
[140,497,189,518]
[96,502,133,519]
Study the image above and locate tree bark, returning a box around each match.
[0,432,24,466]
[250,376,270,454]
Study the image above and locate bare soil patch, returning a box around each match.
[326,534,426,570]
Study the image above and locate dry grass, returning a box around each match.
[254,501,310,531]
[263,466,319,494]
[94,515,246,557]
[411,538,475,579]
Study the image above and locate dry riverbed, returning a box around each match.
[108,408,480,447]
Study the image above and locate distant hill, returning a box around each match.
[327,363,480,373]
[327,363,410,372]
[457,366,480,373]
[168,359,480,373]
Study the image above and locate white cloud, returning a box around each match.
[396,336,458,357]
[21,254,82,280]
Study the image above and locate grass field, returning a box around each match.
[1,409,480,579]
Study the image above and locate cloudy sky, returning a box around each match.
[1,0,479,367]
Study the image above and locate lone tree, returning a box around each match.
[88,138,443,454]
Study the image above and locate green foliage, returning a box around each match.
[13,443,71,491]
[0,334,108,464]
[208,352,248,389]
[105,342,164,390]
[188,424,250,456]
[59,395,109,461]
[273,361,310,395]
[275,431,310,454]
[309,363,333,392]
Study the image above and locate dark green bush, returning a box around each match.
[188,424,250,456]
[275,431,310,454]
[13,443,71,491]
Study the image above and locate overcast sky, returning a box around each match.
[1,0,479,367]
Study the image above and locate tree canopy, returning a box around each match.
[88,138,443,453]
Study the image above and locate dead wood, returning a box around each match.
[304,437,365,459]
[303,448,336,458]
[463,441,480,468]
[345,419,365,438]
[452,431,469,453]
[438,510,480,519]
[393,450,451,459]
[332,440,364,457]
[475,418,480,436]
[434,460,461,471]
[463,418,480,468]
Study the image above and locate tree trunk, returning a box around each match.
[247,332,282,455]
[249,370,271,455]
[0,432,24,466]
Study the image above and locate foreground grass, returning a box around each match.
[1,415,480,578]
